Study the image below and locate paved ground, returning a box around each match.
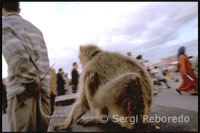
[2,75,198,132]
[153,79,198,112]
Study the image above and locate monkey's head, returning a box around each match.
[79,44,102,67]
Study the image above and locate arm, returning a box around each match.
[2,27,39,84]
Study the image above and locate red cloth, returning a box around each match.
[178,55,198,93]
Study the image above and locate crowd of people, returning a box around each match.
[2,2,198,132]
[126,50,198,96]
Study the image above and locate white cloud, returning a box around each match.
[2,2,198,78]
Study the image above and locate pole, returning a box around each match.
[185,74,194,81]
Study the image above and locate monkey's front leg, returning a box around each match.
[78,107,109,126]
[55,101,89,130]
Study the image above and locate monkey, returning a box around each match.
[55,44,153,130]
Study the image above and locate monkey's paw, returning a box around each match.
[77,117,100,126]
[54,122,70,131]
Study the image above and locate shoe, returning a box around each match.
[190,86,195,89]
[154,92,158,96]
[191,93,198,96]
[176,89,182,95]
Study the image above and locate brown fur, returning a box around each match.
[55,44,153,130]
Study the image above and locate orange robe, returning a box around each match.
[178,55,198,93]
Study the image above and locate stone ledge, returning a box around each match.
[48,104,198,132]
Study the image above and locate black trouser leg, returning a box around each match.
[50,93,56,115]
[159,79,170,88]
[72,85,77,93]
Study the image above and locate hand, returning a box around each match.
[23,82,41,93]
[36,84,42,92]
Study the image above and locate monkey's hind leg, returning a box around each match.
[111,73,146,130]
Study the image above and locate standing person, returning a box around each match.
[2,2,51,132]
[176,46,198,95]
[71,62,79,93]
[57,68,65,96]
[49,68,57,115]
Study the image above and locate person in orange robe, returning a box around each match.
[176,46,198,95]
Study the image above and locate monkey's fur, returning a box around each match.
[55,44,153,130]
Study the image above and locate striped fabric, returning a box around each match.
[2,13,50,100]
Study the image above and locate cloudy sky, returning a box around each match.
[2,2,198,78]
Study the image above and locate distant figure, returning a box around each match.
[57,68,65,96]
[49,68,57,115]
[71,62,79,93]
[176,46,198,95]
[2,79,7,114]
[165,69,172,81]
[162,69,172,81]
[64,73,71,94]
[126,52,132,57]
[147,68,152,76]
[147,68,158,96]
[152,66,171,89]
[190,56,198,77]
[136,54,148,66]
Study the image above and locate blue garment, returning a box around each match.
[177,46,186,59]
